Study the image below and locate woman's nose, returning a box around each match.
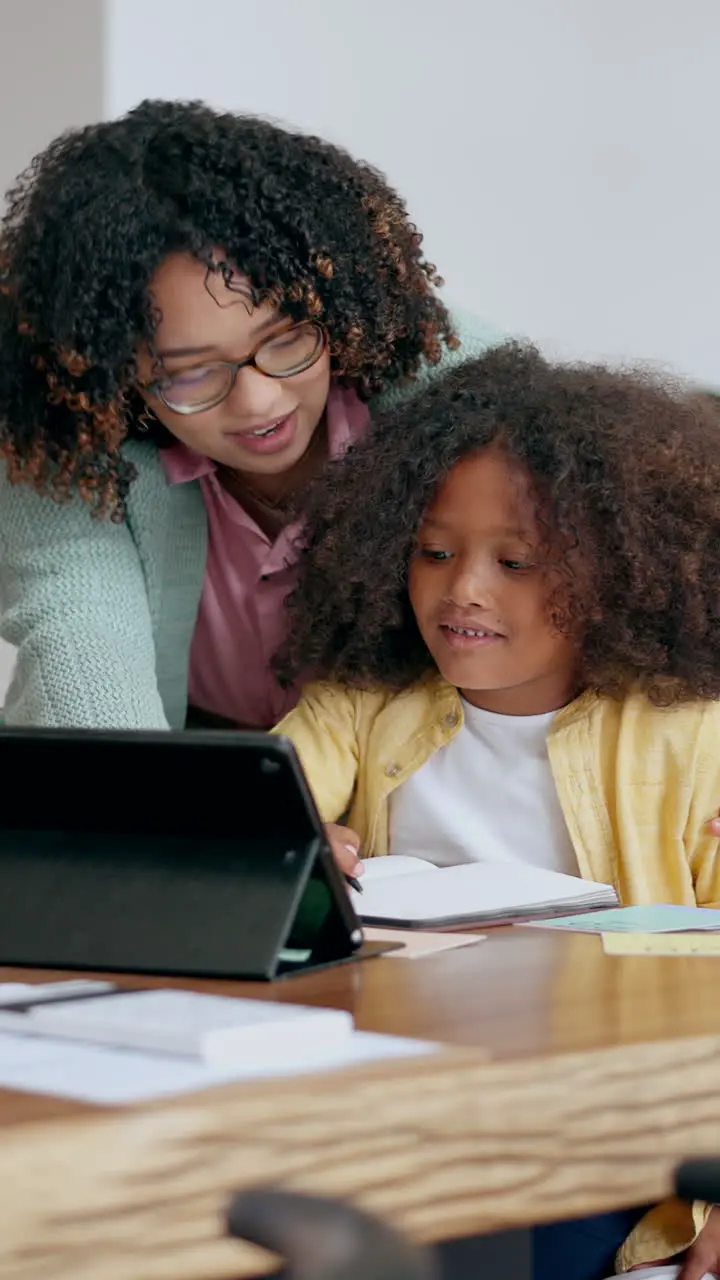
[228,364,288,418]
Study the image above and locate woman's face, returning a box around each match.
[135,252,331,477]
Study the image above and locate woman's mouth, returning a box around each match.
[226,411,298,455]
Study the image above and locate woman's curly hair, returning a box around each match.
[277,342,720,707]
[0,99,455,519]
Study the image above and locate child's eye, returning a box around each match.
[418,547,452,562]
[501,558,534,572]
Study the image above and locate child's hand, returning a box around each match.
[677,1205,720,1280]
[629,1206,720,1280]
[324,823,363,879]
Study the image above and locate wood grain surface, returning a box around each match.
[3,929,720,1280]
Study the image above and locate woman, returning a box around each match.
[0,98,496,729]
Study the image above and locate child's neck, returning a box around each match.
[460,672,583,717]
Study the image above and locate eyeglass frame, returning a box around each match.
[141,319,327,416]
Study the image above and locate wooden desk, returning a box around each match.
[4,927,720,1280]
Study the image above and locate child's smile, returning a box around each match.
[438,613,506,649]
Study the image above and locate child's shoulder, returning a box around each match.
[590,688,720,754]
[618,688,720,722]
[298,670,448,711]
[293,674,453,726]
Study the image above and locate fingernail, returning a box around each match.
[344,844,363,871]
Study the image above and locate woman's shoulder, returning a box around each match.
[369,307,505,413]
[446,306,507,360]
[0,441,177,540]
[0,438,163,507]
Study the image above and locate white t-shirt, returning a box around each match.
[388,698,578,874]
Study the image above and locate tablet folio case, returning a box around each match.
[0,729,365,980]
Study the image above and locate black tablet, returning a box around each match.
[0,728,390,980]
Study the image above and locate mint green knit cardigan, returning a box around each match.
[0,312,500,727]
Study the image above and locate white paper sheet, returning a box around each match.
[0,1027,436,1105]
[363,927,483,958]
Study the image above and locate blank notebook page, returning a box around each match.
[359,856,437,882]
[354,860,605,924]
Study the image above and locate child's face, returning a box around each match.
[408,448,580,716]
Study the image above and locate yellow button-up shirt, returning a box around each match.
[274,675,720,1267]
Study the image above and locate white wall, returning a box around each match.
[0,0,105,698]
[0,0,104,210]
[106,0,720,387]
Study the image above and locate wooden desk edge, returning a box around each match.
[4,1031,720,1280]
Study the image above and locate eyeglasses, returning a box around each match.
[146,320,326,415]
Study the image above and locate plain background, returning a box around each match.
[105,0,720,388]
[0,0,718,701]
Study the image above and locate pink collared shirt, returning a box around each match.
[160,383,370,728]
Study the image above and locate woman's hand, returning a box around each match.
[324,822,363,879]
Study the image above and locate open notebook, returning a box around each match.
[351,857,617,930]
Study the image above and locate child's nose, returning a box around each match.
[449,560,496,608]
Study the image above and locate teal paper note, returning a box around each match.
[524,904,720,933]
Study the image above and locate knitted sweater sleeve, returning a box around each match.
[0,473,169,728]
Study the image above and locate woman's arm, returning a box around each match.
[0,474,168,728]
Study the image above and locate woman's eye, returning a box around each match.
[265,326,311,351]
[167,366,215,387]
[270,334,302,350]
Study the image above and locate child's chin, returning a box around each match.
[434,654,509,690]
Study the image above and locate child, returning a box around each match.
[272,343,720,1279]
